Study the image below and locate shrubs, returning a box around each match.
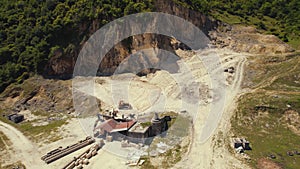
[0,0,153,93]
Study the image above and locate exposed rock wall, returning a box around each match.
[44,0,294,78]
[154,0,218,35]
[45,0,217,78]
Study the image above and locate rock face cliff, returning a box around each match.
[45,0,294,78]
[154,0,217,35]
[45,0,217,78]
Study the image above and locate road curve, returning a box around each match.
[0,120,43,168]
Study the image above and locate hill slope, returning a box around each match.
[1,0,299,93]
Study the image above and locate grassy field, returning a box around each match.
[140,112,191,169]
[0,76,71,143]
[0,114,67,143]
[231,52,300,168]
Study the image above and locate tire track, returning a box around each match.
[0,121,44,168]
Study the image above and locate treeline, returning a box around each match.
[174,0,300,43]
[0,0,153,92]
[0,0,299,93]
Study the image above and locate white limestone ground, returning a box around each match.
[0,48,251,169]
[73,48,251,168]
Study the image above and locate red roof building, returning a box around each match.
[97,119,136,134]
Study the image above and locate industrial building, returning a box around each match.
[94,112,171,144]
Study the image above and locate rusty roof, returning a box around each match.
[97,119,136,133]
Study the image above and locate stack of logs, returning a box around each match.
[63,139,105,169]
[41,137,95,164]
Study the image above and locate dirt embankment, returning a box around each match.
[0,76,73,115]
[211,25,295,54]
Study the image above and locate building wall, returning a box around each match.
[150,116,171,136]
[127,129,150,143]
[100,116,171,143]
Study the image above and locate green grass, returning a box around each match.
[31,110,50,117]
[288,38,300,50]
[140,156,157,169]
[0,131,10,150]
[232,51,300,169]
[232,100,300,168]
[247,53,300,88]
[261,54,300,92]
[160,144,187,168]
[141,112,191,168]
[141,144,189,169]
[19,120,67,141]
[266,72,300,92]
[140,121,152,128]
[212,11,243,25]
[0,114,67,142]
[211,10,300,50]
[160,111,182,128]
[168,115,191,138]
[0,76,39,99]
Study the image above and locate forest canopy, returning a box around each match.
[175,0,300,44]
[0,0,299,92]
[0,0,153,92]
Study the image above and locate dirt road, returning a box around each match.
[174,49,251,169]
[0,121,43,168]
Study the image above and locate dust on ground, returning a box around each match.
[1,48,251,169]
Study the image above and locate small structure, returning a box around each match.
[7,114,24,123]
[233,138,243,149]
[97,109,120,121]
[241,138,250,150]
[235,146,244,153]
[151,113,170,136]
[127,122,151,143]
[232,138,251,153]
[94,112,171,144]
[287,151,294,156]
[127,113,171,143]
[118,100,132,110]
[224,67,235,74]
[269,154,276,159]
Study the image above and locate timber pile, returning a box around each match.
[41,136,95,164]
[62,139,104,169]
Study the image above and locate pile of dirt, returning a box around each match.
[0,76,74,115]
[281,110,300,135]
[211,25,295,54]
[257,158,282,169]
